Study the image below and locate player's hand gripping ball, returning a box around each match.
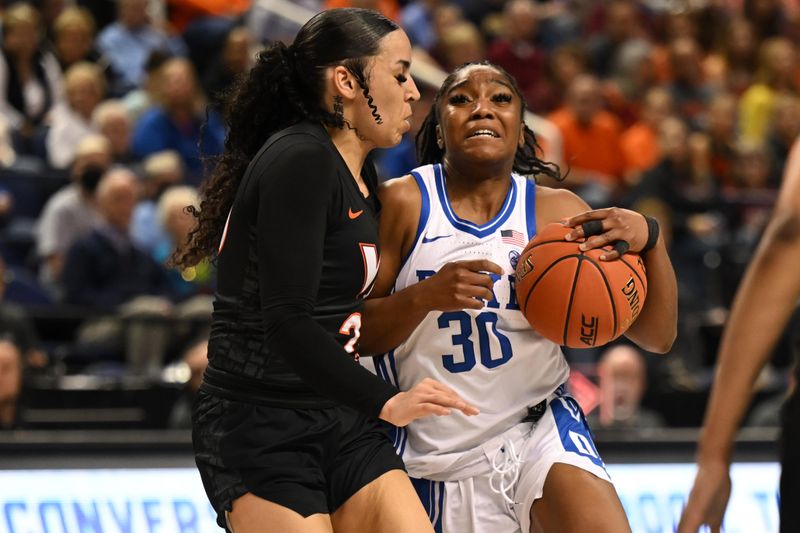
[514,222,648,348]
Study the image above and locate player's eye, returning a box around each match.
[448,94,469,104]
[395,74,407,84]
[492,93,513,103]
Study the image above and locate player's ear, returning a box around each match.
[518,123,525,148]
[331,65,358,102]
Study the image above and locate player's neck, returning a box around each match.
[327,126,373,186]
[443,161,512,225]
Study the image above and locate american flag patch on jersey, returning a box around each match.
[501,229,527,247]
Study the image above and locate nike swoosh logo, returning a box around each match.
[348,208,364,220]
[421,234,452,243]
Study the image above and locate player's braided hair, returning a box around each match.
[416,60,563,181]
[174,8,397,267]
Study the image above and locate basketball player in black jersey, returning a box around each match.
[173,9,478,533]
[679,143,800,532]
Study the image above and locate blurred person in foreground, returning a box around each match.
[678,138,800,533]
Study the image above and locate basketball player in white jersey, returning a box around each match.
[360,62,678,533]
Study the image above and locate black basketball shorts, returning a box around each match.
[192,389,406,530]
[780,388,799,533]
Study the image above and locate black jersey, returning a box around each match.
[203,121,398,417]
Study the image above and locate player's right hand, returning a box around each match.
[421,260,504,311]
[378,377,480,427]
[676,459,732,533]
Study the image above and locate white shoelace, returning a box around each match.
[488,438,524,506]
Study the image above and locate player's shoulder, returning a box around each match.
[379,174,421,209]
[249,122,338,185]
[534,185,591,222]
[263,122,335,161]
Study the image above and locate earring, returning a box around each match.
[437,138,444,149]
[333,95,344,124]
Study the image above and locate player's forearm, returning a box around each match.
[697,212,800,462]
[360,284,431,355]
[624,235,677,353]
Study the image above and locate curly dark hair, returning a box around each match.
[416,60,563,182]
[174,8,398,267]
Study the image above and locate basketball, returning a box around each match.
[515,222,648,348]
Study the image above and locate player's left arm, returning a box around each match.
[543,188,678,353]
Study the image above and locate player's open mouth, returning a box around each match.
[466,129,500,139]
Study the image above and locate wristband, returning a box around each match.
[641,215,660,254]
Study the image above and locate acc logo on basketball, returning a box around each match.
[516,256,534,281]
[580,314,598,346]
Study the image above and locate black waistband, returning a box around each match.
[521,398,548,424]
[200,365,337,409]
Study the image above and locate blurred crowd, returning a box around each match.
[0,0,797,431]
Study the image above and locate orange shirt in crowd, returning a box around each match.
[621,122,660,176]
[168,0,251,32]
[548,108,626,184]
[325,0,400,20]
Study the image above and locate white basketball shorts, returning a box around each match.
[410,389,612,533]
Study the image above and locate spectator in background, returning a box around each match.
[667,36,715,131]
[131,150,184,254]
[0,340,24,430]
[62,168,174,373]
[35,134,111,292]
[168,0,250,81]
[744,0,792,41]
[92,99,134,164]
[0,256,46,369]
[605,38,656,126]
[704,17,757,96]
[50,6,106,77]
[156,185,213,301]
[767,93,800,184]
[529,43,588,114]
[739,37,798,144]
[131,58,225,184]
[0,3,63,153]
[548,74,626,205]
[588,344,665,432]
[122,49,170,121]
[400,0,442,50]
[46,61,106,169]
[705,92,739,190]
[96,0,186,95]
[61,167,171,308]
[723,141,777,292]
[435,20,485,71]
[628,117,725,310]
[621,86,673,182]
[202,27,254,109]
[587,0,640,79]
[168,337,208,429]
[486,0,545,106]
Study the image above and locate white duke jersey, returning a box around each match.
[373,163,570,480]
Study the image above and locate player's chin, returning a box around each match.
[376,129,405,148]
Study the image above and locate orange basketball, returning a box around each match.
[515,222,648,348]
